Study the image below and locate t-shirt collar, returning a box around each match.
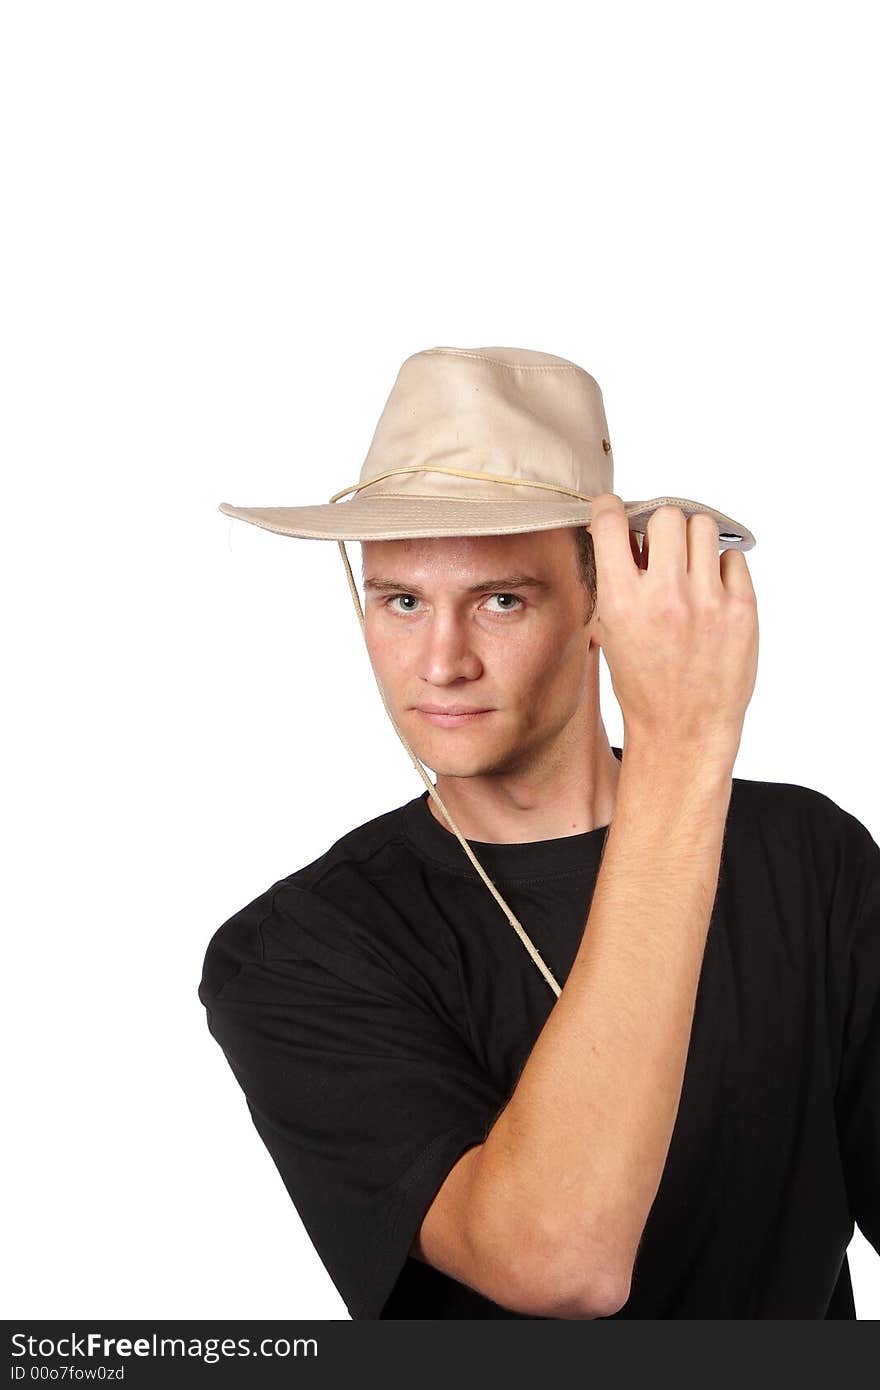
[400,746,623,879]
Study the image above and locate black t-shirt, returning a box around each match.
[197,747,879,1319]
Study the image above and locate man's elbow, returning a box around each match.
[520,1256,631,1320]
[487,1217,632,1319]
[548,1271,631,1319]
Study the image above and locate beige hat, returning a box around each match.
[220,344,755,546]
[220,345,756,996]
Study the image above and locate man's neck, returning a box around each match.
[426,734,623,845]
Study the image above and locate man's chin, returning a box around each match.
[416,748,520,781]
[411,751,489,779]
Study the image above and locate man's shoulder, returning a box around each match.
[730,768,843,822]
[285,798,416,890]
[728,766,876,865]
[199,798,418,1002]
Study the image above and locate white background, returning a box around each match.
[3,0,878,1320]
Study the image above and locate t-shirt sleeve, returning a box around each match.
[198,880,511,1319]
[830,805,880,1257]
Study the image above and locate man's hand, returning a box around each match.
[586,494,759,762]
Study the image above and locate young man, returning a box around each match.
[198,345,878,1318]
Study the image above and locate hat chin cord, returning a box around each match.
[334,532,564,1000]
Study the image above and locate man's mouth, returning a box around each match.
[415,707,494,727]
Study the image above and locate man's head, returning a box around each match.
[360,526,600,780]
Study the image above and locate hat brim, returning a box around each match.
[218,495,755,549]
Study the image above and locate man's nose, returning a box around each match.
[418,609,483,684]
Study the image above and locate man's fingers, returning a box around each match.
[720,544,757,603]
[686,510,726,593]
[585,498,758,755]
[641,504,689,579]
[632,506,731,594]
[587,493,639,591]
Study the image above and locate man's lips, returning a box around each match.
[414,706,494,726]
[416,704,493,714]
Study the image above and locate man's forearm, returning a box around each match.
[469,740,734,1315]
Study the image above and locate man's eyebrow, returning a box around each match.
[362,574,552,595]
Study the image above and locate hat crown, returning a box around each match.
[357,345,614,502]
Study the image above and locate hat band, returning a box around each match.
[328,463,595,505]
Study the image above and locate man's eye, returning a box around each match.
[484,594,524,613]
[384,593,524,614]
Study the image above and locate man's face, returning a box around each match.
[360,528,597,779]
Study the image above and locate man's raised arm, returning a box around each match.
[459,497,759,1318]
